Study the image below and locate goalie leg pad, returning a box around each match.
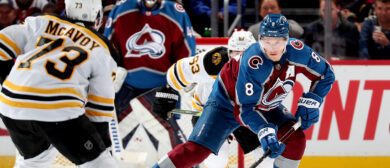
[167,141,212,168]
[277,120,306,160]
[114,84,149,116]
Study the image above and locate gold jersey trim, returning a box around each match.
[3,80,83,100]
[0,33,21,56]
[87,94,114,104]
[0,94,83,109]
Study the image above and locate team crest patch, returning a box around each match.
[212,52,222,65]
[105,18,112,28]
[125,24,166,58]
[290,40,304,50]
[248,56,263,69]
[175,4,185,12]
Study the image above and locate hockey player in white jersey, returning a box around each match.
[0,0,120,167]
[153,30,266,167]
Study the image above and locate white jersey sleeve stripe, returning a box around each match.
[191,100,203,111]
[168,65,183,90]
[85,109,114,118]
[193,91,202,105]
[87,94,114,104]
[176,59,190,85]
[0,94,83,109]
[0,33,21,56]
[3,80,83,99]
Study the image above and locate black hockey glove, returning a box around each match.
[152,85,179,120]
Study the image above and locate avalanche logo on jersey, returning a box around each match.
[126,24,166,58]
[260,78,294,110]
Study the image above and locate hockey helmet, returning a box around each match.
[259,14,289,40]
[228,30,256,52]
[143,0,160,8]
[65,0,103,30]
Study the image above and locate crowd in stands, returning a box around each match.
[0,0,389,59]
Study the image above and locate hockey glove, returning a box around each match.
[295,92,322,130]
[114,67,127,93]
[152,85,179,120]
[258,124,285,158]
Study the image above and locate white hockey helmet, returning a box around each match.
[228,30,256,52]
[65,0,103,30]
[144,0,157,6]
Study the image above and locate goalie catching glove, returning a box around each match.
[152,85,179,120]
[257,124,285,158]
[295,92,322,130]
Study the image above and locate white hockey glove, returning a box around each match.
[114,67,127,93]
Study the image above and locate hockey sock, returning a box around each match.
[168,141,212,168]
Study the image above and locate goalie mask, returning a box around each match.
[65,0,103,30]
[228,30,256,58]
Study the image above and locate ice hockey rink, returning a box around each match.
[1,38,390,168]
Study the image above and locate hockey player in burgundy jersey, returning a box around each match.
[103,0,196,161]
[103,0,196,118]
[154,14,335,168]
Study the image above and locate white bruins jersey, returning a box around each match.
[167,47,229,111]
[0,15,118,122]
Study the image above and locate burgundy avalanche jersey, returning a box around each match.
[211,38,335,133]
[104,0,196,89]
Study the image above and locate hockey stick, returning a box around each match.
[249,117,302,168]
[109,111,147,164]
[168,109,202,118]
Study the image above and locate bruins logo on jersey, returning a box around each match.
[212,52,222,66]
[204,46,229,76]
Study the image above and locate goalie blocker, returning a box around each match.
[152,85,180,120]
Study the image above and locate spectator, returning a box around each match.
[190,0,247,37]
[359,0,390,59]
[0,0,16,30]
[342,0,375,23]
[104,0,196,155]
[12,0,48,22]
[42,2,58,15]
[303,0,360,59]
[248,0,304,39]
[337,0,375,32]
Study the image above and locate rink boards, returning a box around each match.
[1,38,390,167]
